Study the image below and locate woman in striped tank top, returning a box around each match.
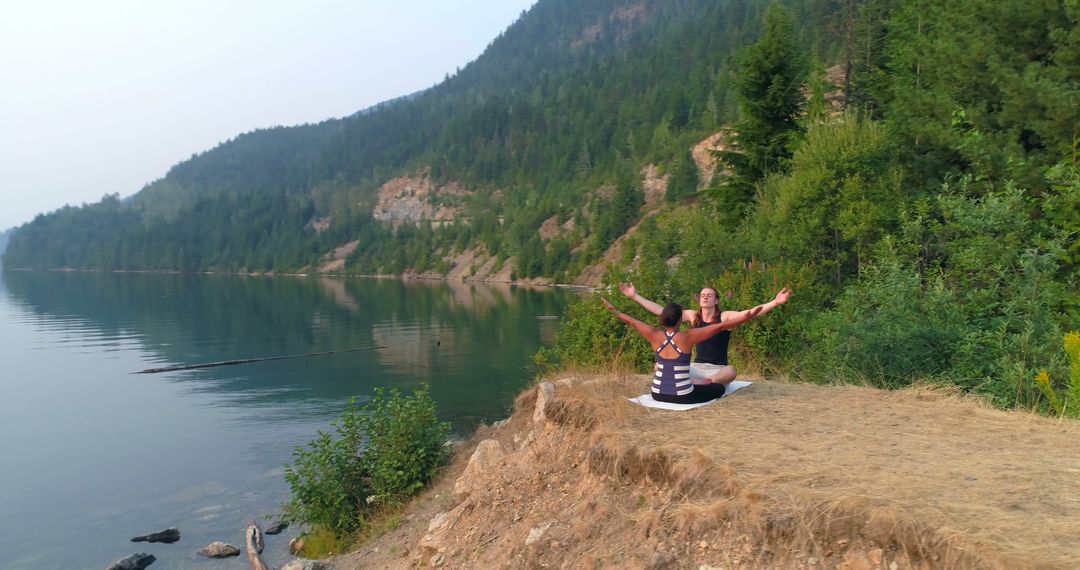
[601,298,762,404]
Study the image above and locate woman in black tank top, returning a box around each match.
[619,282,792,384]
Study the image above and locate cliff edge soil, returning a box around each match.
[330,375,1080,569]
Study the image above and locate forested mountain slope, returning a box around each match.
[4,0,840,276]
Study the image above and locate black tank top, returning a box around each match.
[693,314,730,365]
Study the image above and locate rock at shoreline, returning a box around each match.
[266,520,289,535]
[289,537,305,555]
[105,552,156,570]
[197,541,240,558]
[281,560,330,570]
[130,528,180,543]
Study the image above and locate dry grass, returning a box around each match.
[586,377,1080,569]
[331,374,1080,570]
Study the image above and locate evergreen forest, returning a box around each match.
[4,0,1077,413]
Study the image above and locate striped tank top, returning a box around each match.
[652,331,693,396]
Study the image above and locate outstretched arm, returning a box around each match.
[601,297,657,341]
[683,306,763,344]
[619,282,664,316]
[721,287,793,322]
[621,282,698,323]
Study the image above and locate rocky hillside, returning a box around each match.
[327,374,1080,569]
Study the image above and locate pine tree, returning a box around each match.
[714,4,807,212]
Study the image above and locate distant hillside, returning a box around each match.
[2,0,842,277]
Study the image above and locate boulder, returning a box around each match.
[105,552,156,570]
[196,541,240,558]
[130,528,180,543]
[289,537,305,555]
[454,439,505,497]
[265,520,289,535]
[533,382,556,423]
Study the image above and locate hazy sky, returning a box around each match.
[0,0,536,230]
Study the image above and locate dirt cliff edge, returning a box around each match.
[330,375,1080,569]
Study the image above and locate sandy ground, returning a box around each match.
[323,375,1080,570]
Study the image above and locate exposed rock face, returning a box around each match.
[371,169,470,228]
[130,528,180,543]
[104,552,156,570]
[691,132,730,188]
[318,240,359,273]
[454,439,507,498]
[196,542,240,558]
[307,216,333,234]
[640,164,669,206]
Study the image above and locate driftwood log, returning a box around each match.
[134,345,384,374]
[245,521,268,570]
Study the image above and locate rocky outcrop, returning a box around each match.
[371,169,470,228]
[691,132,730,188]
[130,528,179,544]
[640,164,669,206]
[532,382,556,424]
[453,439,507,498]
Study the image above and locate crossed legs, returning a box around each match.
[689,362,737,386]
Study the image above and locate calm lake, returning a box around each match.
[0,270,573,569]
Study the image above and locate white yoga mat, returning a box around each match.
[627,381,754,411]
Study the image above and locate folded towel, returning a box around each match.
[627,381,753,410]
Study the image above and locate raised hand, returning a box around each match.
[775,287,793,305]
[619,282,637,299]
[600,297,617,312]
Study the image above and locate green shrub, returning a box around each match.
[811,184,1070,407]
[536,284,653,373]
[283,387,450,535]
[361,387,451,504]
[283,400,367,534]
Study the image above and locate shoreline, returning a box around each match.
[1,266,596,291]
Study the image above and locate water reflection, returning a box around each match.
[1,270,573,427]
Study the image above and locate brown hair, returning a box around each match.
[659,303,683,328]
